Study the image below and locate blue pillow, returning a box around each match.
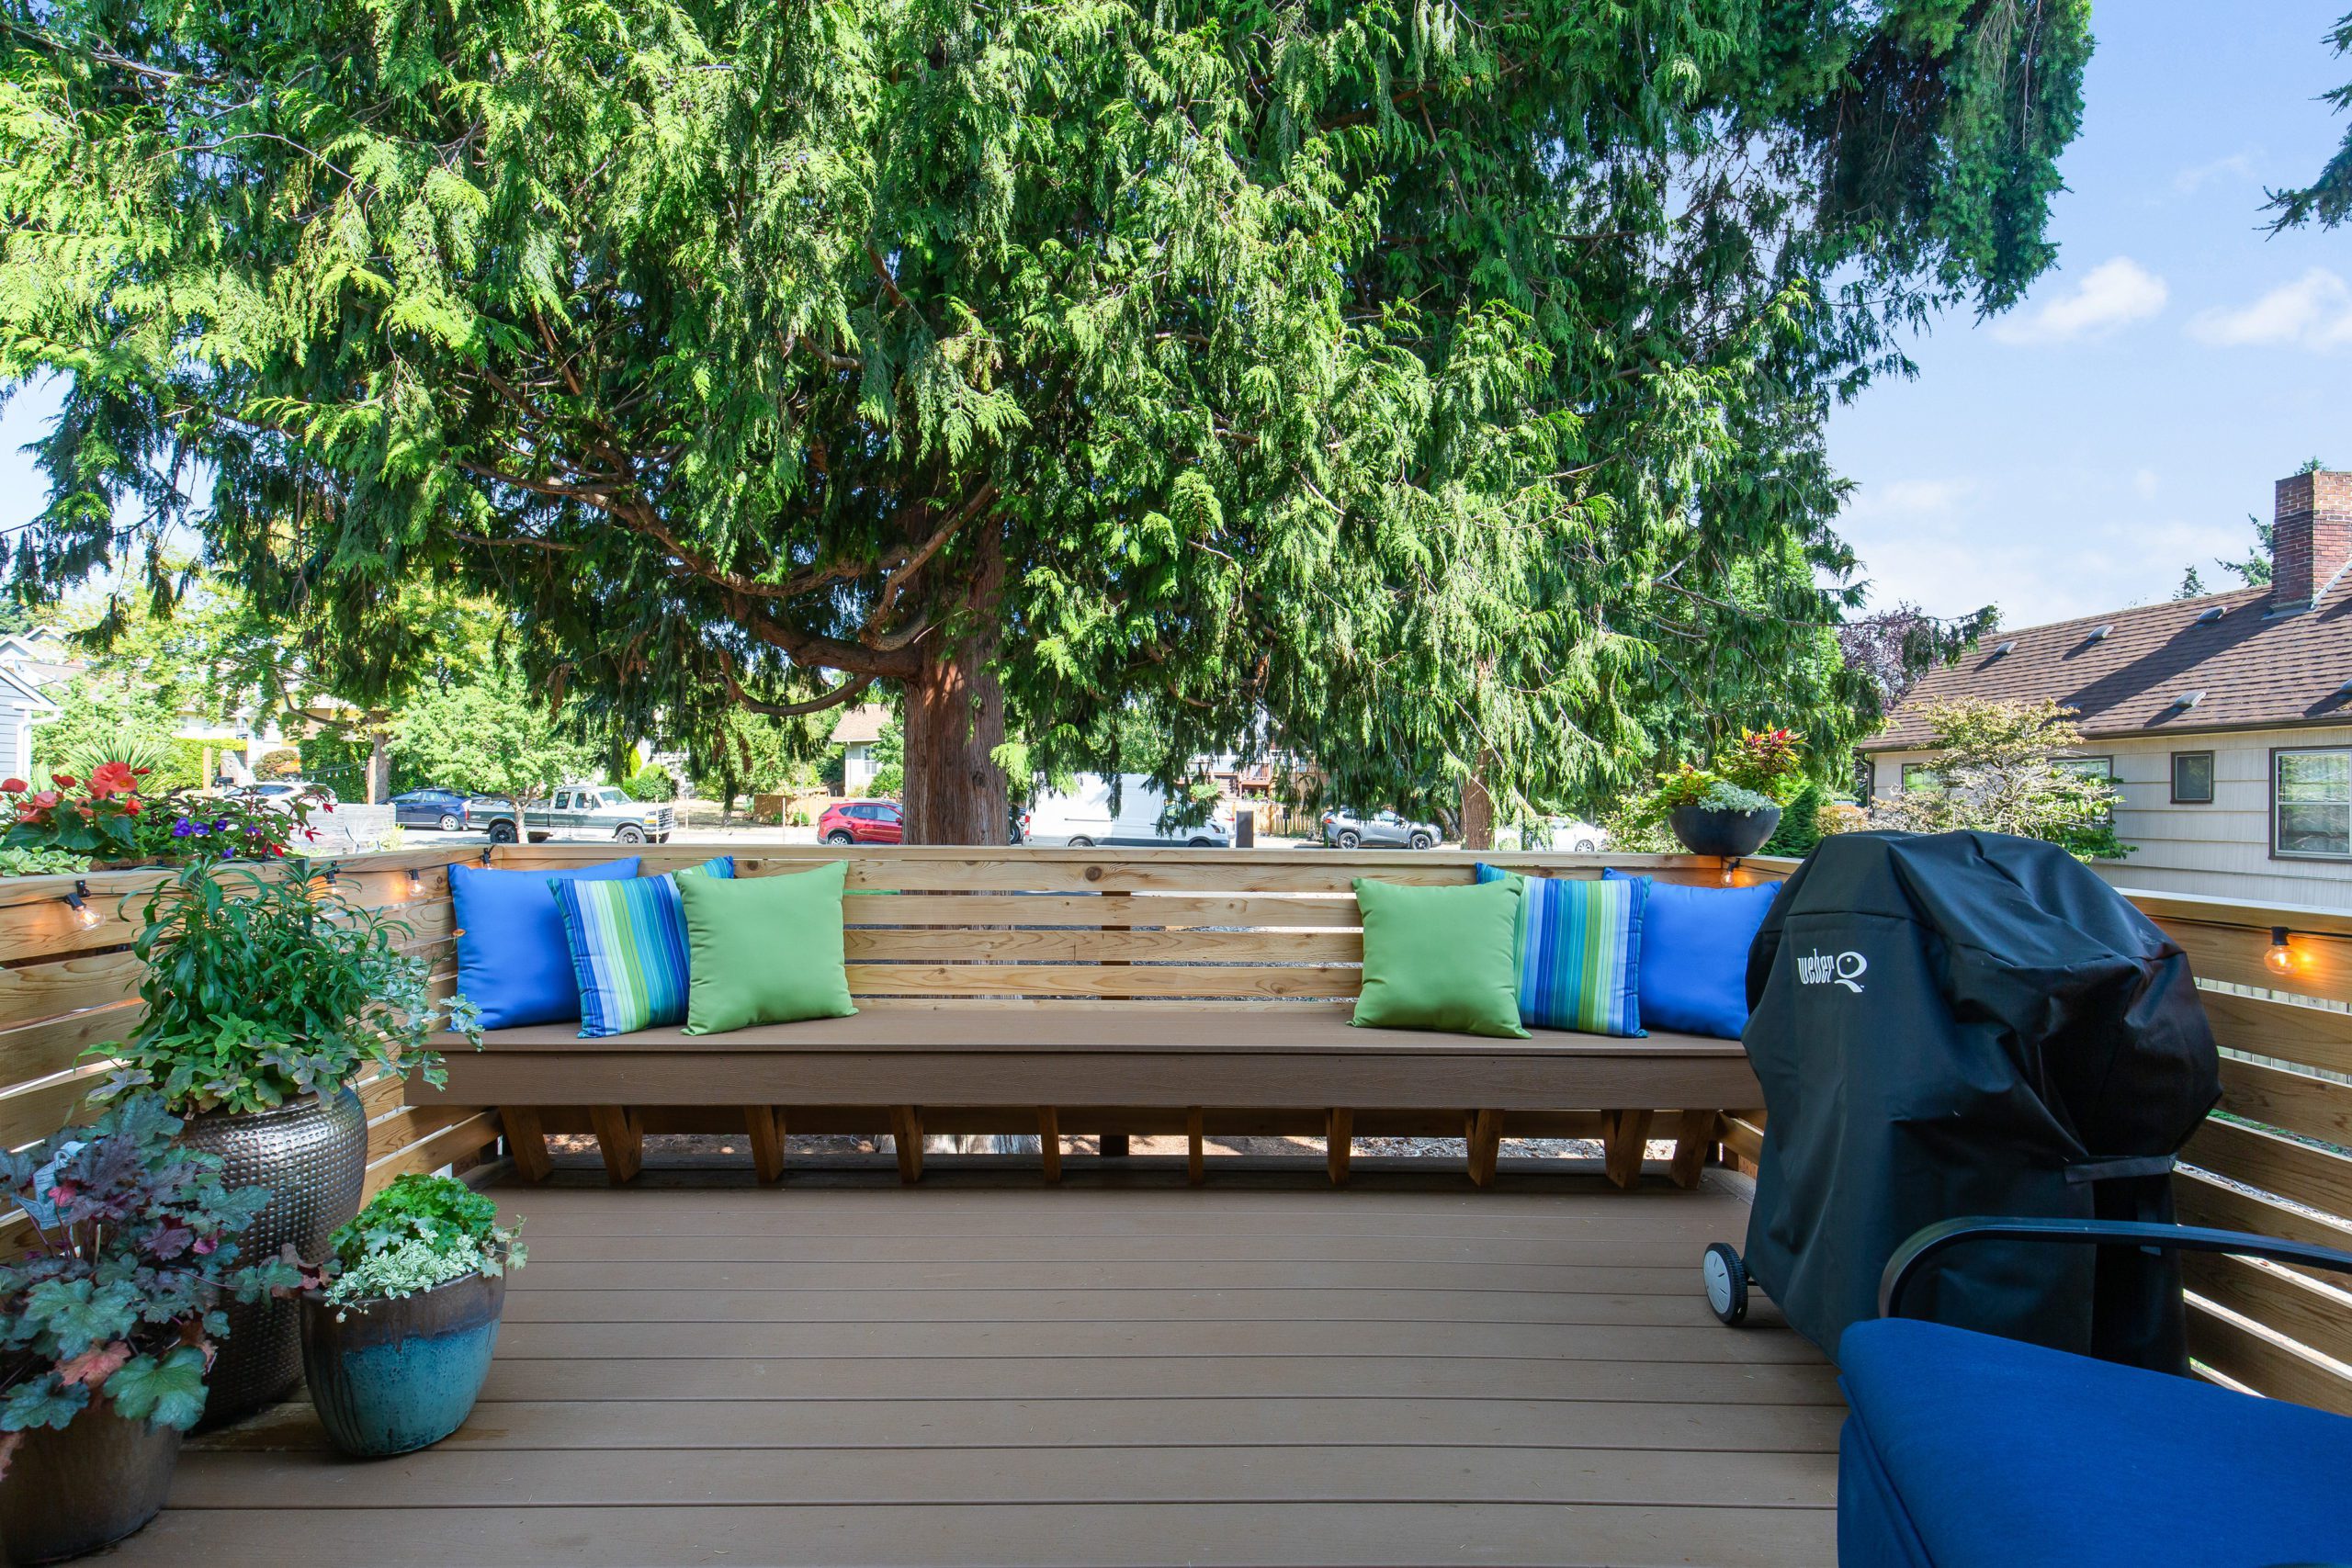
[1601,868,1778,1040]
[551,857,736,1038]
[450,857,641,1029]
[1474,866,1645,1036]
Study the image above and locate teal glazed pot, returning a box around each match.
[300,1268,506,1458]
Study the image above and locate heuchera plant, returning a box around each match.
[87,858,483,1116]
[311,1175,524,1312]
[0,1095,296,1474]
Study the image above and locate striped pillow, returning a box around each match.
[1473,865,1645,1037]
[550,857,736,1037]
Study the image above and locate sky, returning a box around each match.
[1827,1,2352,631]
[3,6,2348,637]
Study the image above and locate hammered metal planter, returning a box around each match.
[301,1269,506,1458]
[178,1087,367,1427]
[0,1398,179,1563]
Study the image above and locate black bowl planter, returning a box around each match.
[0,1397,180,1563]
[178,1087,368,1427]
[1669,804,1782,860]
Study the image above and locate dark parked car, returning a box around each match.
[820,799,904,845]
[391,787,473,830]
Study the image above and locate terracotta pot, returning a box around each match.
[1669,804,1782,860]
[302,1268,507,1458]
[0,1398,179,1564]
[177,1087,367,1427]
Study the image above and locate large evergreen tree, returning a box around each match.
[0,0,2089,841]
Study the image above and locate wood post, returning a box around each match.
[888,1107,924,1183]
[1667,1109,1716,1190]
[1326,1108,1353,1185]
[501,1106,551,1182]
[587,1105,643,1185]
[1602,1109,1655,1190]
[1038,1108,1061,1183]
[1186,1107,1204,1185]
[743,1106,786,1183]
[1467,1110,1502,1188]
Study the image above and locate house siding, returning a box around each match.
[1871,724,2352,910]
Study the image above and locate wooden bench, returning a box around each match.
[424,847,1766,1189]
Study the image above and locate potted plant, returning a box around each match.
[83,859,481,1427]
[0,1096,292,1562]
[297,1175,523,1458]
[0,766,322,869]
[1657,729,1810,858]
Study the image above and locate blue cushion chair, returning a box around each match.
[1840,1219,2352,1567]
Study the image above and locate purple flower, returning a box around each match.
[169,819,195,839]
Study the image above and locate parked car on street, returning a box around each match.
[1022,774,1231,848]
[233,779,338,810]
[390,787,473,830]
[1318,807,1440,850]
[820,799,904,846]
[461,784,673,845]
[1497,816,1609,852]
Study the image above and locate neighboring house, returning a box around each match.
[1864,468,2352,911]
[829,704,891,795]
[0,663,57,784]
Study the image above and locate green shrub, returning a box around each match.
[1763,780,1826,857]
[865,762,902,797]
[253,749,305,781]
[0,845,90,876]
[624,762,674,802]
[322,1174,524,1308]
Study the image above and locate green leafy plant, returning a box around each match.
[1716,728,1808,804]
[1870,699,2130,862]
[0,1095,295,1473]
[87,859,482,1115]
[865,762,903,798]
[0,845,91,876]
[137,789,321,863]
[622,763,674,803]
[318,1175,523,1310]
[252,750,304,781]
[1,762,153,863]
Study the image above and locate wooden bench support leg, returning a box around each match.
[587,1105,643,1185]
[1667,1110,1715,1190]
[743,1106,786,1183]
[501,1106,551,1182]
[1602,1109,1656,1190]
[1467,1110,1502,1188]
[1038,1108,1061,1183]
[888,1107,923,1184]
[1326,1109,1353,1186]
[1186,1108,1204,1185]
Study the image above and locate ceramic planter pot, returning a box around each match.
[1669,804,1782,860]
[178,1087,367,1427]
[0,1398,180,1564]
[301,1268,507,1458]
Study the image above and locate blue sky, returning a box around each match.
[1829,1,2352,630]
[4,6,2348,635]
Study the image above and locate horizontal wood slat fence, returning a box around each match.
[1,844,2347,1419]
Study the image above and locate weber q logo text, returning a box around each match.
[1797,950,1869,994]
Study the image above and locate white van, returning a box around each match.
[1022,773,1232,847]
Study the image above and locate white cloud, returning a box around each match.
[1991,257,2170,345]
[2186,268,2352,352]
[1842,477,1973,521]
[2132,468,2160,501]
[2171,152,2257,196]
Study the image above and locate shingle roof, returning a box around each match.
[829,704,891,747]
[1865,579,2352,750]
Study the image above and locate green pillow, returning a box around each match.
[1350,876,1529,1039]
[677,860,858,1033]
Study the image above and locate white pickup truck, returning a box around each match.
[462,784,674,845]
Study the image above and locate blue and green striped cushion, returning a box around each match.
[550,857,736,1037]
[1473,865,1645,1037]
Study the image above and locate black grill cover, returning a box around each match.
[1740,830,2220,1370]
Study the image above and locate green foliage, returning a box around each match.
[1870,699,2131,862]
[391,662,594,800]
[0,845,88,876]
[0,0,2094,839]
[0,1094,294,1460]
[2272,13,2352,230]
[0,762,154,863]
[1762,781,1827,857]
[865,762,903,798]
[322,1175,523,1308]
[818,750,847,797]
[1715,729,1809,804]
[252,750,304,782]
[89,860,482,1116]
[622,763,675,803]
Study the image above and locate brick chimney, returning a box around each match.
[2274,469,2352,611]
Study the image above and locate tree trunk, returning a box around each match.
[1459,750,1497,852]
[367,726,392,806]
[899,644,1008,845]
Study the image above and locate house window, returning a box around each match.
[2052,756,2115,823]
[1899,763,1934,792]
[2275,749,2352,860]
[2170,751,2215,805]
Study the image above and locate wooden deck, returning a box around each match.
[130,1163,1840,1566]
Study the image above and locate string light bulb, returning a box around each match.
[405,867,424,893]
[2266,927,2298,978]
[62,880,100,932]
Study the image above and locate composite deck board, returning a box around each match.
[144,1173,1838,1567]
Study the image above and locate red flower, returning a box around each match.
[131,766,152,776]
[124,798,142,815]
[0,778,25,794]
[49,773,75,789]
[76,805,93,818]
[87,761,137,798]
[31,791,60,810]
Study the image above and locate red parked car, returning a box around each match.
[819,799,903,845]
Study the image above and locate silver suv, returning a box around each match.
[1319,807,1441,850]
